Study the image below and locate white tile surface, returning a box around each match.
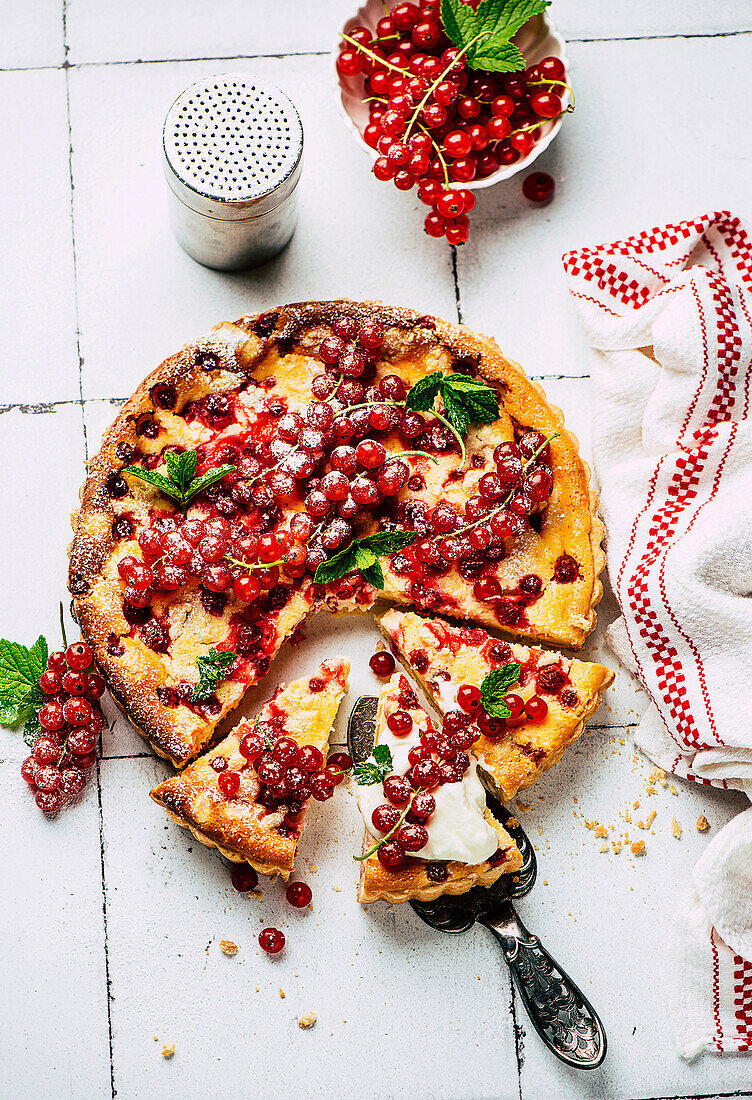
[457,34,752,381]
[102,755,519,1100]
[68,54,458,400]
[1,0,65,68]
[4,7,752,1099]
[0,69,79,403]
[66,0,351,64]
[63,0,752,65]
[509,733,750,1099]
[0,759,111,1099]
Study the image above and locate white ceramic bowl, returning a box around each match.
[332,0,570,188]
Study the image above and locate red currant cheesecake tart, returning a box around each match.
[150,659,349,878]
[69,300,604,766]
[356,672,522,903]
[379,609,614,802]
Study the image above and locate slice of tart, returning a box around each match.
[356,672,522,904]
[150,658,349,879]
[70,299,604,766]
[379,609,614,802]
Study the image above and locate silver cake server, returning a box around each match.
[348,695,607,1070]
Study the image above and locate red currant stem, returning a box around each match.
[354,792,421,861]
[430,409,468,471]
[431,430,561,542]
[340,33,405,74]
[393,449,440,466]
[363,96,388,104]
[529,78,576,109]
[225,554,289,572]
[58,600,68,649]
[244,446,300,490]
[509,107,572,138]
[414,121,450,187]
[57,734,69,767]
[404,30,491,141]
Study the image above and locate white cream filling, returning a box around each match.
[355,711,498,864]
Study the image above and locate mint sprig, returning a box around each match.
[124,448,236,508]
[314,531,417,589]
[190,648,237,703]
[405,370,500,467]
[480,663,522,719]
[352,743,394,787]
[441,0,551,73]
[0,635,48,729]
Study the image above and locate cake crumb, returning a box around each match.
[599,843,609,853]
[672,817,682,839]
[631,841,646,857]
[594,825,608,839]
[696,815,710,832]
[220,940,238,957]
[161,1045,175,1059]
[645,810,657,828]
[669,784,678,796]
[279,989,285,999]
[633,800,640,809]
[612,841,622,854]
[646,786,657,796]
[298,1012,317,1030]
[309,864,318,873]
[516,801,531,812]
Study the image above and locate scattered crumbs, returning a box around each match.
[255,987,259,993]
[153,1036,158,1043]
[633,800,640,810]
[573,797,578,803]
[624,812,632,824]
[618,737,625,745]
[537,826,544,836]
[646,786,657,796]
[594,825,608,839]
[645,810,657,828]
[220,940,238,957]
[331,885,341,892]
[542,880,548,885]
[696,815,710,833]
[309,864,318,873]
[506,816,519,829]
[161,1045,175,1060]
[374,640,386,652]
[612,841,622,855]
[631,841,646,857]
[599,844,609,854]
[516,801,531,812]
[672,817,682,840]
[669,785,678,796]
[279,989,285,999]
[298,1012,317,1030]
[584,818,596,830]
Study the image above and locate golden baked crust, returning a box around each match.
[149,658,349,879]
[379,608,614,802]
[69,300,605,766]
[356,671,523,904]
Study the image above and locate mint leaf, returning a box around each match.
[443,373,500,426]
[353,743,394,786]
[313,543,358,586]
[359,530,418,556]
[441,0,550,72]
[190,648,237,703]
[314,531,417,588]
[405,372,443,412]
[164,449,197,493]
[124,465,183,501]
[186,465,236,500]
[480,663,522,718]
[441,387,470,438]
[125,450,235,507]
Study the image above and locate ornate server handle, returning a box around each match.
[483,903,607,1069]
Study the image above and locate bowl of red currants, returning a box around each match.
[334,0,572,242]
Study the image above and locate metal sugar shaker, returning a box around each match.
[162,73,304,271]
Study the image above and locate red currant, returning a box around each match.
[286,881,312,908]
[258,927,285,954]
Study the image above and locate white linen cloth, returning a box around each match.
[562,211,752,1058]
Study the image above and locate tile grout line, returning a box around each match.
[450,245,464,327]
[62,3,114,1095]
[1,28,751,73]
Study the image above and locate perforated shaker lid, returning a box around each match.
[162,74,304,220]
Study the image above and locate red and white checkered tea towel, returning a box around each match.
[563,211,752,1059]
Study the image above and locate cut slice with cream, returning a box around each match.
[355,672,498,865]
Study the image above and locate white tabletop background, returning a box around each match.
[2,2,752,1098]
